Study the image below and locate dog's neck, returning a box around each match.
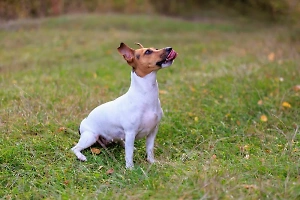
[128,71,159,98]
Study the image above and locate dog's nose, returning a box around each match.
[165,47,172,52]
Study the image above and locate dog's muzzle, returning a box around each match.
[156,47,177,68]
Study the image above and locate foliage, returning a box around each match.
[0,0,153,19]
[0,0,299,22]
[151,0,300,22]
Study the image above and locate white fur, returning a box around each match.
[161,60,174,68]
[71,71,163,168]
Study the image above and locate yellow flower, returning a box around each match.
[282,102,291,108]
[268,52,275,61]
[260,115,268,122]
[159,90,168,94]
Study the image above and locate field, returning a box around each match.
[0,14,299,199]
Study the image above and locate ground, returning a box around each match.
[0,14,299,199]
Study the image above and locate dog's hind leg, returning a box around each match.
[71,131,97,161]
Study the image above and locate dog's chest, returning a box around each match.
[135,106,162,139]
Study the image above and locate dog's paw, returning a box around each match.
[77,154,87,162]
[147,159,155,164]
[71,147,87,161]
[147,156,155,164]
[126,162,134,169]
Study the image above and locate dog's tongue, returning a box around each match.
[166,50,177,61]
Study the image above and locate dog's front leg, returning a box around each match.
[125,132,135,169]
[146,126,158,164]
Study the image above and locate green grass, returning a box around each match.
[0,14,299,199]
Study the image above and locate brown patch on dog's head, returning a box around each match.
[117,42,177,77]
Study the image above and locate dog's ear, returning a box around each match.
[118,43,134,63]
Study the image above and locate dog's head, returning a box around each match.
[118,42,177,77]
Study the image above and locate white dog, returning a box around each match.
[72,42,177,168]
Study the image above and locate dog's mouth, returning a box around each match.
[165,49,177,63]
[156,48,178,68]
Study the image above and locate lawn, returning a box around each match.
[0,14,299,199]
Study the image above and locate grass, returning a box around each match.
[0,14,299,199]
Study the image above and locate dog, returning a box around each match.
[71,42,177,168]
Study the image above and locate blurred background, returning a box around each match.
[0,0,299,23]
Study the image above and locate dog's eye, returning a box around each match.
[145,49,153,55]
